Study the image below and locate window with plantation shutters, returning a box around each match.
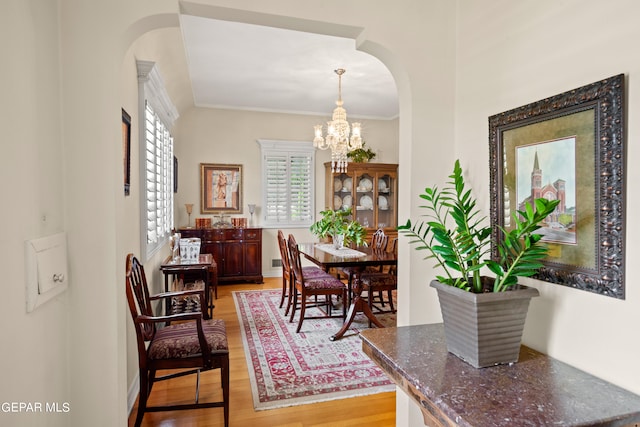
[258,140,315,228]
[144,101,174,252]
[137,60,179,260]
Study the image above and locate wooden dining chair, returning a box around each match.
[277,230,327,316]
[126,254,229,427]
[360,238,398,326]
[338,228,388,302]
[288,234,348,333]
[277,230,292,309]
[367,237,397,308]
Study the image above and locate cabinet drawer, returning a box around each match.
[225,229,243,240]
[202,228,244,240]
[179,229,201,239]
[244,229,261,240]
[203,229,225,241]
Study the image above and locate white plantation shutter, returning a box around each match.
[138,60,178,260]
[289,154,313,221]
[259,140,314,228]
[265,155,288,222]
[144,101,174,254]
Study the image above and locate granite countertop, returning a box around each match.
[361,324,640,427]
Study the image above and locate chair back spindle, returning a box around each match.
[126,255,156,342]
[388,237,398,275]
[287,234,304,286]
[277,230,294,310]
[277,230,292,279]
[371,228,388,251]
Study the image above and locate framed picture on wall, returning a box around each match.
[488,74,626,299]
[200,163,243,214]
[122,108,131,196]
[173,156,178,193]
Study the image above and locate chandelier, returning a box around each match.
[313,68,363,173]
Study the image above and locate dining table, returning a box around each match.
[297,242,397,341]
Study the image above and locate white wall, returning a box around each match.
[454,0,640,395]
[0,1,69,426]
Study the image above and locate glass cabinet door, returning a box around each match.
[354,172,375,228]
[332,172,353,212]
[376,172,396,229]
[324,162,398,241]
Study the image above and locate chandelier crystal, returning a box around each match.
[313,69,363,173]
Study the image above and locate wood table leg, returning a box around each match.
[210,264,218,300]
[330,273,385,341]
[204,267,211,319]
[164,273,173,324]
[330,295,385,341]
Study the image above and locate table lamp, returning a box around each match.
[185,203,194,227]
[248,204,256,226]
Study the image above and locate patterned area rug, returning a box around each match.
[233,289,396,410]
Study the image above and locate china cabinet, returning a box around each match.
[324,162,398,241]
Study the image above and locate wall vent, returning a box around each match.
[272,259,283,268]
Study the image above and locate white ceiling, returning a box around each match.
[179,15,399,120]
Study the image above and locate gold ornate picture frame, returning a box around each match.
[200,163,242,214]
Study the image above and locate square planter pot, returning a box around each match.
[430,279,539,368]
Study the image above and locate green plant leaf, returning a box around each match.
[401,159,561,293]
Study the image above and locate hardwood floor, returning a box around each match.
[128,277,396,427]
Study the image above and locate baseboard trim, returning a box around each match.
[127,372,139,415]
[262,271,280,278]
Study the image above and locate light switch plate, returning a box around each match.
[25,232,68,313]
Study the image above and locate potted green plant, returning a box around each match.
[347,141,376,163]
[398,160,559,368]
[310,207,367,249]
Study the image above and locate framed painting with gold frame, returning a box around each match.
[488,74,625,299]
[200,163,242,214]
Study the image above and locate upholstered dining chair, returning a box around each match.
[360,238,398,326]
[287,234,348,333]
[368,237,397,307]
[277,230,327,316]
[126,254,229,427]
[338,228,388,302]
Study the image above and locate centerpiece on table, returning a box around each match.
[310,207,367,249]
[399,160,559,368]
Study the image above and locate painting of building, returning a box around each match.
[517,139,577,245]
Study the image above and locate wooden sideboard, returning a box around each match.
[178,227,263,284]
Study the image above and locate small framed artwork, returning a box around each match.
[122,108,132,196]
[489,74,625,299]
[173,156,178,193]
[200,163,242,214]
